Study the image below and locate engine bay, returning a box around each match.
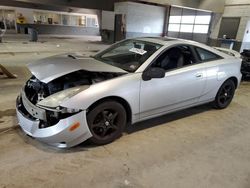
[25,70,124,105]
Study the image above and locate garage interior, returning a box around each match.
[1,0,250,187]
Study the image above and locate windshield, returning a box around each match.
[94,39,162,72]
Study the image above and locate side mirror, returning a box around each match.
[142,67,165,81]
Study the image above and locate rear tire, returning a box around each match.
[214,79,235,109]
[87,101,127,145]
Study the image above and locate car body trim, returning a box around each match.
[16,109,92,148]
[21,89,47,121]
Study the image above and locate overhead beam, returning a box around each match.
[1,0,226,13]
[1,0,119,11]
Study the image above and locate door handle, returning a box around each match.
[195,73,203,78]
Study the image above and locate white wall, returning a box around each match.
[209,13,222,39]
[139,0,225,13]
[210,0,250,42]
[225,0,250,5]
[199,0,225,13]
[115,2,165,36]
[241,20,250,51]
[223,3,250,41]
[101,10,115,30]
[142,0,200,10]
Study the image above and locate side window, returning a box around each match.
[152,45,196,71]
[195,47,222,62]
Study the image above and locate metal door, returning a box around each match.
[140,65,206,119]
[218,17,240,39]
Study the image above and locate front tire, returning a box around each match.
[87,101,127,145]
[214,79,235,109]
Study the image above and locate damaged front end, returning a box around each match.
[16,69,124,147]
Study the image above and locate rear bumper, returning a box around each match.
[16,94,92,148]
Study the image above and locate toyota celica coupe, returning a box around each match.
[16,37,242,148]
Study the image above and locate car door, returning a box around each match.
[193,46,225,102]
[139,45,207,119]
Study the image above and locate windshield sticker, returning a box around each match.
[129,48,147,55]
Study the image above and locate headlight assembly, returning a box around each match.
[37,85,89,108]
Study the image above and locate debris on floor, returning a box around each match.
[0,64,17,79]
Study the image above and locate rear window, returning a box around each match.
[195,47,222,62]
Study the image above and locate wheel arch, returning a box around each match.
[214,76,237,109]
[86,96,132,125]
[228,76,238,89]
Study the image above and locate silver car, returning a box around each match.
[16,37,242,148]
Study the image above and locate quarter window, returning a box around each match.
[195,47,221,62]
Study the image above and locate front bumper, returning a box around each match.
[16,93,92,148]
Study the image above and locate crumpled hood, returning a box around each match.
[28,53,127,83]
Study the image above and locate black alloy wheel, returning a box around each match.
[214,79,235,109]
[87,101,127,145]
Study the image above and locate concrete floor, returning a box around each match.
[1,35,250,188]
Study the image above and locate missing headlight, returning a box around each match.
[39,109,81,129]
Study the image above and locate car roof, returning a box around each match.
[136,36,204,46]
[135,37,233,59]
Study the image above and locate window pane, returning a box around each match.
[168,24,180,32]
[62,15,70,25]
[195,16,211,24]
[152,45,196,71]
[180,24,193,33]
[196,47,220,61]
[99,40,162,72]
[181,16,195,24]
[80,16,86,26]
[169,16,181,23]
[193,25,209,33]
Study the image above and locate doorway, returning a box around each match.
[218,17,240,39]
[114,14,126,42]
